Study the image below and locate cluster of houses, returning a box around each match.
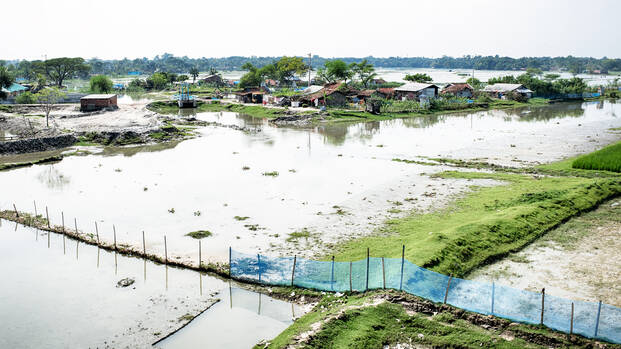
[233,80,534,108]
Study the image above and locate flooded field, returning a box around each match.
[0,220,305,348]
[0,101,620,266]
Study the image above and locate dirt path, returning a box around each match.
[470,199,621,307]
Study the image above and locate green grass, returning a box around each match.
[185,230,212,239]
[572,141,621,172]
[262,171,279,177]
[286,228,311,242]
[264,291,597,349]
[0,156,63,171]
[331,171,621,277]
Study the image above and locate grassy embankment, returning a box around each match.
[572,141,621,172]
[264,290,618,349]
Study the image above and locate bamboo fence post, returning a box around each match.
[164,235,168,264]
[349,261,353,292]
[443,275,453,304]
[142,231,146,255]
[198,240,202,268]
[291,255,297,286]
[594,300,602,337]
[61,211,65,232]
[257,254,261,283]
[330,256,335,291]
[365,247,370,292]
[63,235,66,254]
[381,257,386,289]
[399,245,405,291]
[33,201,38,217]
[570,302,574,335]
[229,247,232,277]
[113,225,117,251]
[13,203,19,218]
[74,218,78,235]
[95,222,99,244]
[540,288,546,325]
[46,206,50,228]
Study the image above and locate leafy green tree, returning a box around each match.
[487,75,519,84]
[275,56,307,85]
[15,91,37,104]
[177,74,189,82]
[317,60,353,84]
[466,77,482,89]
[0,66,14,89]
[189,67,200,82]
[544,73,560,81]
[404,73,432,83]
[36,88,66,127]
[36,57,91,87]
[569,62,582,76]
[526,67,543,76]
[239,63,263,88]
[147,72,168,90]
[89,75,113,93]
[350,59,377,87]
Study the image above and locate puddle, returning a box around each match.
[0,220,304,348]
[0,101,619,263]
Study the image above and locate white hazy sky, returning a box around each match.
[2,0,620,60]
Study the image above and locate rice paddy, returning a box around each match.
[572,141,621,173]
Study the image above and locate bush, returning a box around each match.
[15,91,37,104]
[90,75,113,93]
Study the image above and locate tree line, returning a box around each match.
[3,54,621,79]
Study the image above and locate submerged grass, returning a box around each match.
[185,230,212,239]
[572,141,621,173]
[331,170,621,277]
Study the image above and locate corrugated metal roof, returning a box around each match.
[2,83,28,93]
[482,84,524,92]
[394,83,438,92]
[80,94,117,99]
[442,83,473,94]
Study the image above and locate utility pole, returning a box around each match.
[308,53,312,87]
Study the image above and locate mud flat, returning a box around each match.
[470,198,621,307]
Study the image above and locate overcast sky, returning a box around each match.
[3,0,620,60]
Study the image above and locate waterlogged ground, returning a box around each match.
[0,220,304,348]
[0,101,620,266]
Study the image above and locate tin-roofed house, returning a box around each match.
[482,83,533,99]
[441,83,474,98]
[394,83,439,101]
[1,83,28,98]
[299,82,347,107]
[80,94,118,111]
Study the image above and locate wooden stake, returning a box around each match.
[257,254,261,282]
[594,300,602,337]
[46,206,50,228]
[13,203,19,218]
[63,235,66,254]
[142,231,146,255]
[74,218,78,235]
[291,255,297,286]
[113,225,117,251]
[381,257,386,289]
[444,276,453,304]
[540,288,545,325]
[349,261,353,292]
[33,201,38,217]
[164,235,168,264]
[95,222,99,244]
[570,302,574,335]
[198,240,202,268]
[229,247,232,277]
[330,256,335,290]
[399,245,405,291]
[61,211,65,232]
[365,247,370,292]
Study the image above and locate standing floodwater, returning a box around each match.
[0,101,619,264]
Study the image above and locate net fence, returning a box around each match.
[230,249,620,344]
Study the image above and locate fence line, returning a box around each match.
[229,248,621,344]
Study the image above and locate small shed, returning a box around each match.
[482,84,532,99]
[374,87,395,99]
[234,89,264,104]
[300,82,347,107]
[441,83,474,98]
[80,94,118,111]
[394,83,439,101]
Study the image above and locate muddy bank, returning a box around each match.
[0,134,77,154]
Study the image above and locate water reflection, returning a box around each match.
[36,166,70,190]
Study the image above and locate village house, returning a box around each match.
[80,94,118,111]
[441,83,474,98]
[201,74,223,86]
[394,82,439,101]
[482,83,533,99]
[1,83,28,98]
[234,88,264,104]
[299,82,347,107]
[374,87,395,99]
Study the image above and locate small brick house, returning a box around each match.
[80,94,118,111]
